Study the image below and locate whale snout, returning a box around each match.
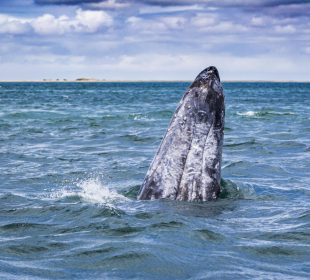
[190,66,221,89]
[206,66,220,82]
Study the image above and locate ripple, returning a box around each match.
[243,245,305,257]
[194,229,225,242]
[0,223,50,233]
[74,246,118,257]
[259,231,310,242]
[120,134,156,143]
[223,161,288,178]
[224,138,256,148]
[150,221,184,229]
[91,207,125,218]
[134,212,153,219]
[3,244,49,256]
[106,226,144,236]
[5,110,67,120]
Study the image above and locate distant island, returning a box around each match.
[41,78,106,82]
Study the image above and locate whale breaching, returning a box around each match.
[138,66,225,201]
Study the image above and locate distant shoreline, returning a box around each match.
[0,79,310,83]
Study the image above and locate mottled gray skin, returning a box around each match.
[138,66,225,201]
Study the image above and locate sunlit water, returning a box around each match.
[0,82,309,279]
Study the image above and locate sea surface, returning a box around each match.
[0,81,309,279]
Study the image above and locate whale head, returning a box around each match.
[137,66,225,201]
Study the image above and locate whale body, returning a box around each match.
[138,66,225,201]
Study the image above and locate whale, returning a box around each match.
[137,66,225,201]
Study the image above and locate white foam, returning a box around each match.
[237,111,257,117]
[50,178,128,206]
[237,110,295,117]
[77,178,128,204]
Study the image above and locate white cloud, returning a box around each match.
[250,16,265,27]
[0,9,113,35]
[191,14,217,28]
[139,4,203,15]
[32,14,71,34]
[190,13,247,33]
[75,9,113,32]
[211,21,248,33]
[161,16,187,29]
[127,13,248,35]
[274,24,296,34]
[127,15,186,33]
[0,14,31,34]
[86,0,130,9]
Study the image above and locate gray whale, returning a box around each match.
[138,66,225,201]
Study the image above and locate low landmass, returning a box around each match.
[0,78,309,83]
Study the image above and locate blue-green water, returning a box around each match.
[0,82,309,279]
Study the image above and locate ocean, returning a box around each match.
[0,82,309,279]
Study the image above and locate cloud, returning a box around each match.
[191,14,217,28]
[126,11,248,36]
[1,0,310,81]
[32,0,310,8]
[1,50,309,81]
[127,15,187,34]
[0,9,113,35]
[250,16,266,27]
[74,8,113,31]
[86,0,130,9]
[0,14,31,34]
[274,24,296,33]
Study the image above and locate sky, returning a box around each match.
[0,0,309,81]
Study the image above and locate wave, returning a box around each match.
[224,138,256,148]
[237,110,295,118]
[219,179,257,200]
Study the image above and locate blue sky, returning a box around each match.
[0,0,309,80]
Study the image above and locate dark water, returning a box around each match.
[0,82,309,279]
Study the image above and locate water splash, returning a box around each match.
[77,178,128,204]
[50,177,128,207]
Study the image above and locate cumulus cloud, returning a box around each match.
[74,9,113,31]
[0,14,31,34]
[0,9,113,35]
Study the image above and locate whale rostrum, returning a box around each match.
[138,66,225,201]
